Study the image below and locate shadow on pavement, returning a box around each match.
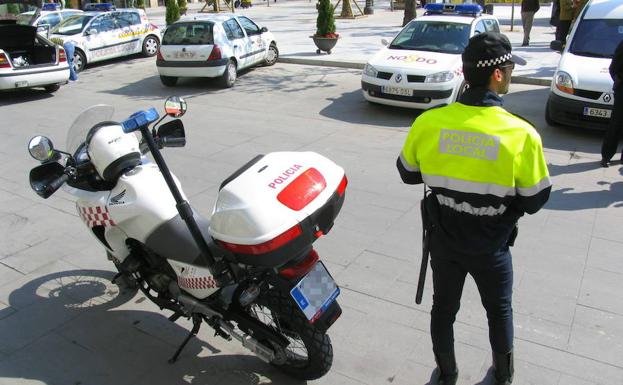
[319,89,419,128]
[547,178,623,210]
[0,269,304,385]
[0,88,55,106]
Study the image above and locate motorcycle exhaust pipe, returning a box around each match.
[217,320,276,363]
[168,281,221,318]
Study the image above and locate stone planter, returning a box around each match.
[311,36,338,54]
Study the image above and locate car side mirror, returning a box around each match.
[37,24,51,38]
[381,38,389,46]
[85,28,97,36]
[261,26,268,33]
[550,40,563,53]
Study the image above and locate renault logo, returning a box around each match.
[603,93,612,103]
[395,74,402,83]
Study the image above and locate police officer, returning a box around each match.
[600,38,623,167]
[397,32,551,385]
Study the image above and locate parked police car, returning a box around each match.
[361,3,500,109]
[546,0,622,130]
[157,13,278,88]
[50,4,161,72]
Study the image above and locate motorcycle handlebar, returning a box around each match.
[46,173,69,197]
[161,137,186,147]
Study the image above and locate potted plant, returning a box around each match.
[312,0,339,54]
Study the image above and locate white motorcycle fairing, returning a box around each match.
[67,162,221,299]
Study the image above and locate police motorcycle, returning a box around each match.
[26,97,347,380]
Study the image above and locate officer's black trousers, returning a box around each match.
[429,238,513,355]
[601,89,623,163]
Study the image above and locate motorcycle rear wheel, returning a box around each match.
[248,289,333,380]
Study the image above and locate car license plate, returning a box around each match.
[382,86,413,97]
[290,261,340,322]
[14,81,28,88]
[583,107,611,119]
[175,51,195,59]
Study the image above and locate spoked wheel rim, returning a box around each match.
[249,304,309,365]
[73,52,84,72]
[227,63,237,84]
[265,46,278,65]
[144,37,159,56]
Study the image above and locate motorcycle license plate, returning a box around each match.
[583,107,611,119]
[290,262,340,323]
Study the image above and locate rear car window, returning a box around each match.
[163,22,214,45]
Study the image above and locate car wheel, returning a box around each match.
[160,75,178,87]
[142,36,159,57]
[73,49,86,73]
[219,60,237,88]
[44,84,61,93]
[264,43,279,66]
[545,99,559,127]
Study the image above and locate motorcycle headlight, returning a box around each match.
[425,71,455,83]
[363,63,378,78]
[554,71,574,95]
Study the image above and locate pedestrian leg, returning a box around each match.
[601,90,623,166]
[523,11,535,46]
[470,249,514,355]
[430,256,468,353]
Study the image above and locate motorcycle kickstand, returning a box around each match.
[168,313,202,364]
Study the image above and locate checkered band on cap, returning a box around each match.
[476,53,513,68]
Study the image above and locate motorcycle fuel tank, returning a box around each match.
[209,152,347,267]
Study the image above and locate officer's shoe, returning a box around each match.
[493,350,514,385]
[434,349,458,385]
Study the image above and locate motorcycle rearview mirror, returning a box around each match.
[164,96,187,118]
[28,136,56,162]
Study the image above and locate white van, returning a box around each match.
[546,0,623,130]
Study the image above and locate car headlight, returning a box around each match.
[425,71,455,83]
[554,71,574,95]
[363,63,378,78]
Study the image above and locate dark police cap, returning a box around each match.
[462,32,526,69]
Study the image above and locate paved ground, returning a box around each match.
[146,0,562,84]
[0,55,622,385]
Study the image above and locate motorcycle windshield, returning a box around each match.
[66,105,115,156]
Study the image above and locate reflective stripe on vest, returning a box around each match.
[436,194,507,216]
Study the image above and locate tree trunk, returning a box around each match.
[402,0,416,26]
[341,0,354,18]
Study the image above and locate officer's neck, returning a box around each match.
[458,86,504,107]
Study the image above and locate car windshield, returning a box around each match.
[163,22,214,45]
[569,19,623,58]
[66,104,114,156]
[390,20,470,54]
[51,14,93,35]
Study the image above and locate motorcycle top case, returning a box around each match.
[209,152,347,267]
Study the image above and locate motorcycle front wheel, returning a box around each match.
[248,289,333,380]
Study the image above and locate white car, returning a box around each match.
[156,13,278,88]
[0,0,70,92]
[361,4,500,109]
[546,0,622,130]
[50,8,160,72]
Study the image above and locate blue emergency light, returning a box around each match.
[42,3,60,10]
[122,108,160,133]
[424,3,482,16]
[85,2,116,11]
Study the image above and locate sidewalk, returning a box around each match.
[147,0,562,85]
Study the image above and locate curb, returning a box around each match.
[278,57,552,87]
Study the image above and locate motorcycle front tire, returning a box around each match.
[249,289,333,380]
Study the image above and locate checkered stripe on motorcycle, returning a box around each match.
[178,276,218,290]
[77,205,116,227]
